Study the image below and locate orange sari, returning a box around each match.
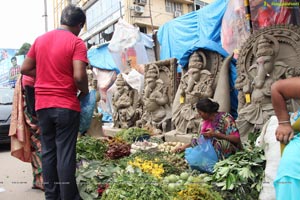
[9,76,31,162]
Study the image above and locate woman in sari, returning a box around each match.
[175,98,242,160]
[22,75,43,190]
[9,75,43,190]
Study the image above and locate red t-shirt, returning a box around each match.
[27,29,88,112]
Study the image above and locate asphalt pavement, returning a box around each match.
[0,143,44,200]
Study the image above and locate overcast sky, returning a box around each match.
[0,0,53,49]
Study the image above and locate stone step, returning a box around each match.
[103,126,122,137]
[164,130,192,144]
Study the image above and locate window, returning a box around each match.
[165,0,183,13]
[86,0,119,30]
[165,0,172,12]
[195,0,208,10]
[174,3,182,12]
[139,26,147,34]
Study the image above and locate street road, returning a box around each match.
[0,144,44,200]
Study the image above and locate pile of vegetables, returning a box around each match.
[161,153,189,174]
[76,160,121,200]
[75,130,266,200]
[128,156,164,178]
[76,136,108,162]
[175,183,223,200]
[207,143,266,200]
[163,173,199,193]
[157,141,185,152]
[106,138,131,159]
[101,167,170,200]
[162,172,223,199]
[117,151,188,176]
[130,141,158,153]
[115,127,151,143]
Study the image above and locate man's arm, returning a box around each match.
[21,57,36,77]
[271,77,300,144]
[73,60,88,95]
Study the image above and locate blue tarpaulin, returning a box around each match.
[87,43,120,73]
[157,0,229,65]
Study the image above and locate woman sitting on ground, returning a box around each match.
[175,98,242,160]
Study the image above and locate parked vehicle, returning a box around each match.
[0,87,14,144]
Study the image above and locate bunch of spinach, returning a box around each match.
[76,160,121,200]
[101,167,171,200]
[76,136,108,162]
[115,127,150,143]
[207,142,266,200]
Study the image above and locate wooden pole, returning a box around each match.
[244,0,253,34]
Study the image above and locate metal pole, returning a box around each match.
[149,0,154,33]
[119,1,122,18]
[43,0,48,32]
[244,0,253,34]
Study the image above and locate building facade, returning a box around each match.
[53,0,211,47]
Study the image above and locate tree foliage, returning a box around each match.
[16,42,31,56]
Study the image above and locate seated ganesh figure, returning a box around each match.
[137,62,174,134]
[172,49,229,135]
[112,74,141,129]
[235,25,300,142]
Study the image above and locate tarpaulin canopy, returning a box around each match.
[87,43,120,73]
[157,0,229,66]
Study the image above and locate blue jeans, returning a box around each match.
[37,108,81,200]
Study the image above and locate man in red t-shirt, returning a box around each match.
[21,5,88,200]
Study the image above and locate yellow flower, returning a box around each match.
[128,157,165,179]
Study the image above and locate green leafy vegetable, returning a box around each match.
[76,136,108,161]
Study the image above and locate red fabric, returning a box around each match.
[22,75,35,87]
[10,66,20,77]
[27,29,88,112]
[256,1,292,29]
[274,7,291,25]
[201,120,213,133]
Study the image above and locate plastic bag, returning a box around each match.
[108,18,141,53]
[79,90,96,134]
[221,0,250,58]
[185,135,218,174]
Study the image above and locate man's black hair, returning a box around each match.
[11,56,17,62]
[60,4,86,27]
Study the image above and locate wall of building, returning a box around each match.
[52,0,212,45]
[53,0,70,28]
[124,0,194,34]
